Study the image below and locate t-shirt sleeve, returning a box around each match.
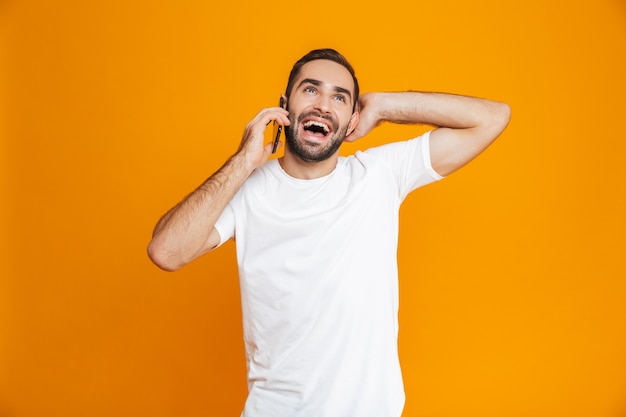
[365,130,444,201]
[213,203,235,248]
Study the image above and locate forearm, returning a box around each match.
[371,91,507,130]
[148,153,253,271]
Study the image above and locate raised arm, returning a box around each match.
[147,106,290,271]
[345,91,510,176]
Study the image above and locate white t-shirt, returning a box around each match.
[214,131,443,417]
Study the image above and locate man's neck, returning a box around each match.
[278,150,339,180]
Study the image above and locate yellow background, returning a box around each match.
[2,1,625,416]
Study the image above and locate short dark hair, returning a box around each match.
[285,48,359,111]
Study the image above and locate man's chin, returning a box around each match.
[289,140,343,163]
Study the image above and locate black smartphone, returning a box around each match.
[272,96,286,154]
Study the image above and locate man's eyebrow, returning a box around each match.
[298,78,353,101]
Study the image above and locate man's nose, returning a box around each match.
[313,94,331,113]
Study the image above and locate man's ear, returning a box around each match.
[280,94,287,109]
[346,110,360,137]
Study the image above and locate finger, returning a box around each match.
[257,108,290,128]
[264,106,290,125]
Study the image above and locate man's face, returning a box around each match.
[284,59,358,162]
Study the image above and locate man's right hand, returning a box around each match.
[237,106,290,171]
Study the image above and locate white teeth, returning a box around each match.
[303,120,330,133]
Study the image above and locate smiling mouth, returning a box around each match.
[302,120,332,138]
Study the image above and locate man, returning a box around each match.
[148,48,510,417]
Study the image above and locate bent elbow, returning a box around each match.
[481,101,511,144]
[494,102,512,133]
[147,240,183,272]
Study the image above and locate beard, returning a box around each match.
[284,111,350,163]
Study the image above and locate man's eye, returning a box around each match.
[334,95,346,103]
[305,86,316,94]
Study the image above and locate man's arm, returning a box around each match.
[147,106,290,271]
[345,92,511,176]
